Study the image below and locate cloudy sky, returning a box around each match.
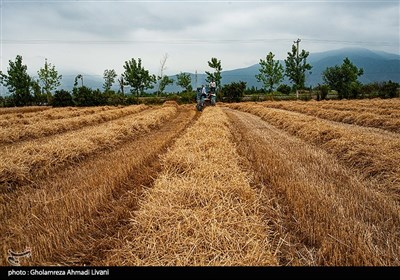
[1,0,399,80]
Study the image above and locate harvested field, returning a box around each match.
[0,105,148,145]
[0,106,50,115]
[0,106,123,128]
[259,100,400,133]
[1,99,399,266]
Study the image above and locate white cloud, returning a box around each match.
[1,0,399,77]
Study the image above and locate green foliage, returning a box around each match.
[256,52,284,93]
[103,69,117,92]
[125,94,140,105]
[276,84,291,95]
[104,90,126,106]
[245,86,265,96]
[31,79,47,105]
[314,84,330,100]
[158,75,174,95]
[165,94,180,103]
[122,58,156,99]
[205,57,222,90]
[361,81,399,98]
[52,89,73,107]
[221,81,246,103]
[72,86,104,106]
[140,96,163,105]
[176,72,192,92]
[284,44,312,91]
[349,81,362,99]
[37,58,62,103]
[178,91,196,104]
[322,57,363,99]
[0,55,33,106]
[117,75,125,95]
[74,74,83,87]
[156,53,169,96]
[0,95,16,107]
[380,80,399,98]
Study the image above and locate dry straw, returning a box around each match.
[225,108,400,265]
[0,105,148,144]
[0,105,177,188]
[228,102,400,200]
[103,107,278,266]
[0,105,195,266]
[0,106,50,115]
[260,100,400,133]
[0,106,122,127]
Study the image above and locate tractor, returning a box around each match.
[196,86,216,111]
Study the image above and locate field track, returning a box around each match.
[1,99,399,266]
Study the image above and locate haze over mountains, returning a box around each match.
[179,47,400,92]
[1,47,399,96]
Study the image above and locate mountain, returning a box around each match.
[59,73,107,92]
[306,47,400,86]
[165,47,400,92]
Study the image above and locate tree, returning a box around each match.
[37,58,62,103]
[122,58,156,100]
[205,57,222,91]
[103,69,117,92]
[380,80,399,98]
[284,44,312,97]
[118,75,125,95]
[74,74,83,87]
[73,86,95,106]
[322,57,363,99]
[158,75,174,95]
[176,72,192,92]
[52,89,73,107]
[0,55,32,106]
[277,84,291,95]
[156,53,173,96]
[220,81,246,103]
[31,79,46,105]
[256,52,284,93]
[315,84,330,100]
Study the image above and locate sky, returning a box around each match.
[1,0,399,81]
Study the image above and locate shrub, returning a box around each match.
[52,89,73,107]
[277,84,291,95]
[221,81,246,103]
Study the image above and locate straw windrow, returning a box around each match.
[0,105,148,143]
[0,106,119,127]
[0,106,196,266]
[102,107,278,266]
[1,100,398,266]
[259,100,400,133]
[0,106,50,115]
[0,105,177,188]
[227,102,400,200]
[226,108,400,266]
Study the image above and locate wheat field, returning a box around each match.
[1,99,399,266]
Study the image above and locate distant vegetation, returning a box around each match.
[0,43,399,107]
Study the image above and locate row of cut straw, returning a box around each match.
[259,101,400,132]
[225,107,400,265]
[227,102,400,201]
[0,105,148,144]
[0,104,177,188]
[101,106,278,266]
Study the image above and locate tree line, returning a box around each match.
[0,42,398,107]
